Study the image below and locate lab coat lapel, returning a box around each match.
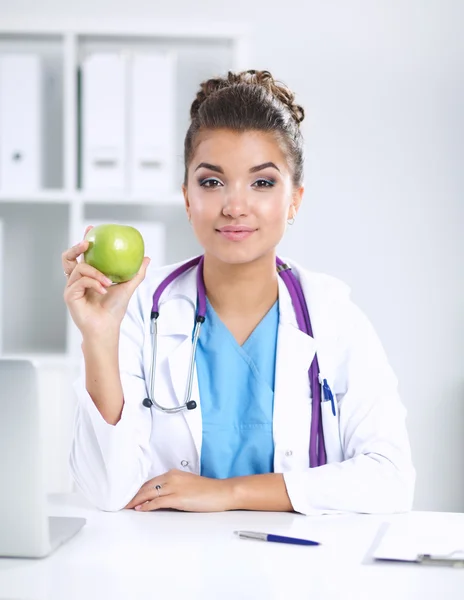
[275,272,317,367]
[162,265,203,458]
[156,263,198,338]
[273,274,317,455]
[167,336,203,459]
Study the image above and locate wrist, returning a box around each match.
[220,474,293,512]
[82,328,120,352]
[223,477,243,511]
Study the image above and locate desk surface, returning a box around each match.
[0,494,463,600]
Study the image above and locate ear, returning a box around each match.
[288,186,304,220]
[182,184,191,221]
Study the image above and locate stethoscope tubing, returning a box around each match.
[144,255,326,467]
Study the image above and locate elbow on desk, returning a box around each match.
[393,467,416,513]
[70,471,139,513]
[286,452,416,516]
[68,450,141,513]
[366,454,416,514]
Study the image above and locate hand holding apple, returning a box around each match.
[62,224,150,338]
[84,224,145,283]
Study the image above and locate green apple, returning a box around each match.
[84,224,145,283]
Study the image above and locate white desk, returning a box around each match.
[0,494,462,600]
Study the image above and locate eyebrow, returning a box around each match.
[194,161,280,174]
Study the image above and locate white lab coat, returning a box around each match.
[70,257,415,515]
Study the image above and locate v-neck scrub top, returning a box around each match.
[196,298,279,479]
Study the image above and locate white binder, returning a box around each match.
[0,54,42,191]
[128,53,176,195]
[81,53,127,191]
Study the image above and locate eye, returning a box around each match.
[198,177,223,188]
[253,178,276,188]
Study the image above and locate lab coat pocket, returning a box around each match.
[321,392,344,464]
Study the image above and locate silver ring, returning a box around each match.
[155,484,162,497]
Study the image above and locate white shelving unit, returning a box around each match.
[0,19,250,362]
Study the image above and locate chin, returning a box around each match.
[207,246,275,266]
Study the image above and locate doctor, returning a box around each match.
[63,69,415,515]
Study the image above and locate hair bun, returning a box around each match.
[190,69,305,126]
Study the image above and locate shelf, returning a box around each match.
[0,18,251,41]
[0,190,71,203]
[0,352,79,366]
[0,189,185,205]
[77,190,185,205]
[0,20,246,362]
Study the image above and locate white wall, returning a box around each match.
[1,0,463,512]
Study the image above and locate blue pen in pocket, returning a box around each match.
[319,376,336,417]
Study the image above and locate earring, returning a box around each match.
[287,205,296,226]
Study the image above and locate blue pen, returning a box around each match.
[322,378,336,417]
[234,531,320,546]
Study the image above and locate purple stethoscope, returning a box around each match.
[142,255,333,468]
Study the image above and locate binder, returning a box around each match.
[81,53,127,191]
[128,52,176,195]
[0,54,42,190]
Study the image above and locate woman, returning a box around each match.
[63,70,415,515]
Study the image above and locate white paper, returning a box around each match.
[373,519,464,562]
[0,54,42,190]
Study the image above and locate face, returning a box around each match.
[182,129,303,265]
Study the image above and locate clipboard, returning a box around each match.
[372,521,464,568]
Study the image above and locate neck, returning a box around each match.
[202,252,278,318]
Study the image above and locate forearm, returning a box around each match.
[228,473,293,512]
[82,330,124,425]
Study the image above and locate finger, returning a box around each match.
[64,275,108,302]
[141,472,169,492]
[83,225,93,238]
[62,240,89,277]
[127,482,169,509]
[66,261,113,289]
[125,489,152,509]
[135,495,176,512]
[118,257,151,292]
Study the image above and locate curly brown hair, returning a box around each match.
[183,69,305,188]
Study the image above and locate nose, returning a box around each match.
[222,188,249,219]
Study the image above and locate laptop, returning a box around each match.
[0,359,86,558]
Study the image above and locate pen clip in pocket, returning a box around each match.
[318,374,336,417]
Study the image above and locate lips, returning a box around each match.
[218,226,255,233]
[216,225,256,242]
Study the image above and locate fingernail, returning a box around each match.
[134,505,141,511]
[103,276,113,285]
[100,286,107,294]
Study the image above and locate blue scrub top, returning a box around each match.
[195,298,279,479]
